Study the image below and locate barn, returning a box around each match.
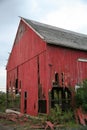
[6,17,87,116]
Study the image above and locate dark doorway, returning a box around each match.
[38,100,47,113]
[50,87,71,111]
[24,91,27,113]
[37,56,47,113]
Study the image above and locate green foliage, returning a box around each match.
[47,104,74,124]
[75,79,87,112]
[61,110,74,123]
[47,105,62,123]
[7,93,20,110]
[0,91,6,112]
[0,92,20,112]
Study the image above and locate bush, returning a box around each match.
[0,92,6,112]
[47,105,62,123]
[75,79,87,112]
[7,93,20,110]
[47,104,74,124]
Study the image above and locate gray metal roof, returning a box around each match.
[23,18,87,51]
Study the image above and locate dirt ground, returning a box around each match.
[0,122,43,130]
[0,112,87,130]
[0,112,45,130]
[0,124,15,130]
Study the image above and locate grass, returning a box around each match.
[0,113,87,130]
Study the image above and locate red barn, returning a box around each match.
[6,17,87,116]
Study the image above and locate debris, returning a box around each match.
[5,109,20,115]
[6,113,18,122]
[45,121,54,130]
[30,124,44,129]
[6,113,28,123]
[75,107,87,126]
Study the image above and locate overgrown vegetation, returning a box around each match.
[75,79,87,112]
[42,104,75,126]
[7,93,20,111]
[0,91,6,112]
[0,79,87,129]
[0,91,20,112]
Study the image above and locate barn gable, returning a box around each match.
[6,19,47,70]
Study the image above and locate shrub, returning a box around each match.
[47,105,62,123]
[75,79,87,112]
[7,93,20,110]
[0,91,6,112]
[47,104,74,124]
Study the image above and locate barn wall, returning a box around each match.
[47,45,87,88]
[6,20,48,115]
[18,57,38,115]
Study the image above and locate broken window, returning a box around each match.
[53,72,59,87]
[61,72,64,87]
[24,91,27,113]
[15,79,18,94]
[50,87,71,111]
[55,72,59,85]
[24,91,27,98]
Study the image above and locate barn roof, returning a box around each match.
[22,17,87,51]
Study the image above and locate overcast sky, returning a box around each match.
[1,0,87,92]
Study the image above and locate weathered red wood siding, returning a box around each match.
[19,57,38,115]
[7,20,46,70]
[47,45,87,88]
[6,20,48,116]
[6,19,87,116]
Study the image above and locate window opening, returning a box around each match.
[50,87,71,111]
[24,91,27,113]
[61,72,64,86]
[24,91,27,98]
[55,72,59,84]
[15,79,18,94]
[37,56,40,85]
